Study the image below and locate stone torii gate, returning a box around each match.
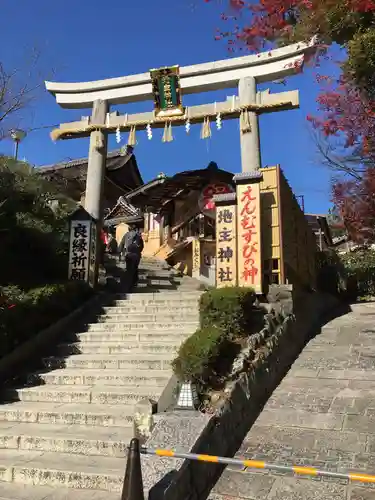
[46,39,317,287]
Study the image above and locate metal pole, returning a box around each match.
[14,141,19,161]
[121,438,144,500]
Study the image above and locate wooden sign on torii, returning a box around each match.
[46,39,317,279]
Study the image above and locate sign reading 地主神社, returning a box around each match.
[236,180,262,293]
[215,198,237,288]
[68,221,92,283]
[192,238,201,280]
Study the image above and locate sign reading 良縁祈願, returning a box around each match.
[68,207,97,287]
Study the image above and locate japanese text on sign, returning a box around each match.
[237,183,262,292]
[216,205,237,287]
[68,221,91,282]
[193,240,200,270]
[88,222,97,287]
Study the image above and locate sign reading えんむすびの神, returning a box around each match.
[150,66,184,118]
[216,203,237,287]
[236,181,262,293]
[68,220,91,283]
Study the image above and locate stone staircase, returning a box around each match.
[0,257,203,498]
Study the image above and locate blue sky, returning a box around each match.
[1,0,336,213]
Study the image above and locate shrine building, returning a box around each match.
[37,147,143,213]
[38,147,325,294]
[104,161,321,293]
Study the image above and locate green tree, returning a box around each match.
[0,155,76,288]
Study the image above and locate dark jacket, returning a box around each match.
[118,229,144,257]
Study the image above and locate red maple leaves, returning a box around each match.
[308,76,375,158]
[333,167,375,242]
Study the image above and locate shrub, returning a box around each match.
[341,247,375,298]
[172,287,257,384]
[172,326,224,382]
[0,281,93,359]
[316,249,347,296]
[199,287,256,338]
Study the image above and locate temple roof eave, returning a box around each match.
[126,163,235,211]
[36,148,143,203]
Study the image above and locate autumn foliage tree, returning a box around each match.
[205,0,375,239]
[206,0,375,154]
[332,168,375,243]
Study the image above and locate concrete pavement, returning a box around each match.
[212,302,375,500]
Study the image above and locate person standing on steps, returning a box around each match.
[118,224,144,289]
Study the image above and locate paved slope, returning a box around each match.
[211,302,375,500]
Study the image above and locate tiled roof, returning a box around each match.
[104,196,141,225]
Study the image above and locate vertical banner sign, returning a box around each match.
[215,194,237,288]
[192,238,201,280]
[236,176,262,293]
[88,221,97,287]
[68,221,91,282]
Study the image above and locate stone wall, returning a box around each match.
[144,286,342,500]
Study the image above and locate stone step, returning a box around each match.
[96,313,199,322]
[0,482,119,500]
[43,353,173,370]
[0,421,133,458]
[74,330,191,343]
[103,305,199,314]
[133,287,202,294]
[117,291,202,300]
[57,342,180,355]
[0,448,125,491]
[0,401,134,426]
[137,279,199,287]
[29,368,172,386]
[4,384,162,405]
[87,321,199,332]
[113,298,201,307]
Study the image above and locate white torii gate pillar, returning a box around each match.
[239,77,261,173]
[84,99,109,222]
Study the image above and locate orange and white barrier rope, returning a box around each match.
[140,447,375,484]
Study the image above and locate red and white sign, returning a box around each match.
[199,183,234,219]
[236,182,262,293]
